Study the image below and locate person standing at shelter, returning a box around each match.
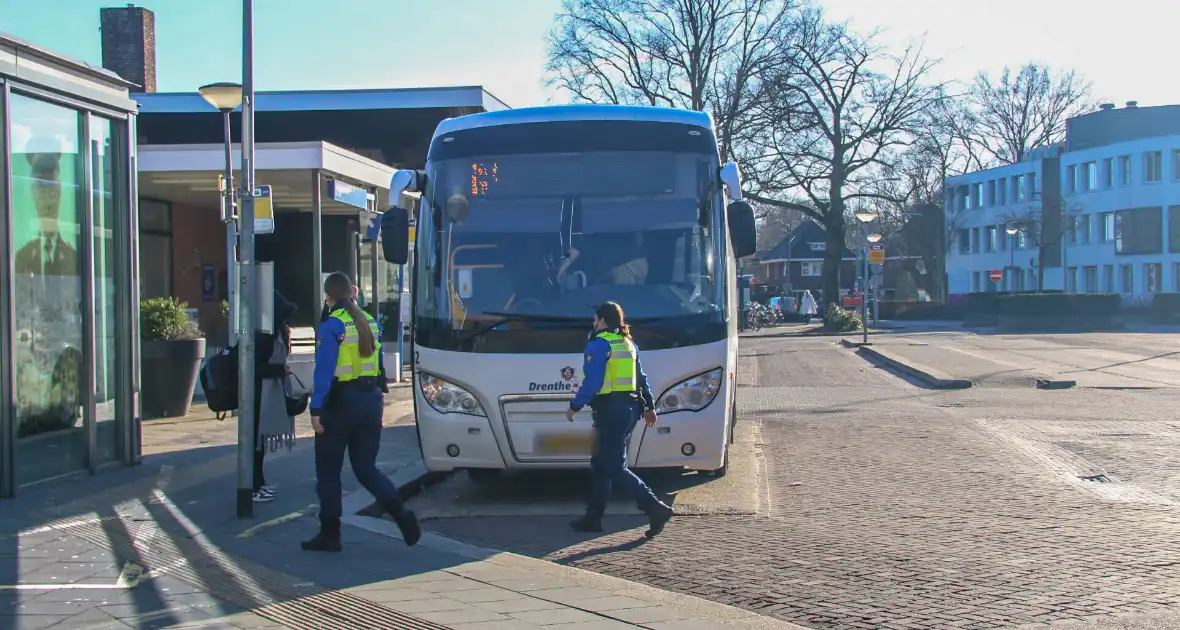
[302,272,420,552]
[565,302,674,537]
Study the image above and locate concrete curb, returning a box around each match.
[840,339,973,390]
[343,464,807,630]
[1036,377,1078,390]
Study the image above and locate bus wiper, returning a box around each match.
[453,312,589,346]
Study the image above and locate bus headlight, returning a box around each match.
[418,373,487,417]
[655,368,723,414]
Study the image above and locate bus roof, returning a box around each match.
[434,104,715,137]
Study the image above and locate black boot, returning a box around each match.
[569,506,605,533]
[643,499,674,539]
[383,501,421,547]
[301,517,342,552]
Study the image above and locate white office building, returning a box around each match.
[945,102,1180,302]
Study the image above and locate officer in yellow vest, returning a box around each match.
[302,272,420,552]
[565,301,674,537]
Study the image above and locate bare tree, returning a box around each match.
[546,0,799,160]
[999,200,1082,291]
[968,63,1094,165]
[743,9,943,302]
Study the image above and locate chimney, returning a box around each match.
[1099,103,1116,111]
[1126,100,1138,108]
[99,4,156,93]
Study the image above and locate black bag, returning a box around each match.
[285,373,310,416]
[200,345,239,416]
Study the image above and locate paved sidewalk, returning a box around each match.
[1,386,799,630]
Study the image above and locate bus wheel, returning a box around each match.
[465,468,502,482]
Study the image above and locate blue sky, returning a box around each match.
[1,0,1174,108]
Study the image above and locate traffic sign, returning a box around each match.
[990,270,1004,283]
[868,248,885,264]
[252,185,274,235]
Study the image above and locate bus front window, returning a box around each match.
[414,151,725,353]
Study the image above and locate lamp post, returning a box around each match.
[854,211,876,344]
[1006,226,1019,292]
[198,82,243,346]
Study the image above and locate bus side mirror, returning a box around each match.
[720,162,743,202]
[727,200,757,259]
[380,207,410,264]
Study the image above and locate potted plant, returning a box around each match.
[140,297,206,419]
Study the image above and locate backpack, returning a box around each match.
[200,345,239,417]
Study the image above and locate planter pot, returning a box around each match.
[141,338,206,419]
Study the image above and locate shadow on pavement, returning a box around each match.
[0,422,474,629]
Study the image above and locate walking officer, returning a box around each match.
[565,301,675,537]
[302,272,421,552]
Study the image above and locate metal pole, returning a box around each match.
[312,170,323,314]
[236,0,257,519]
[370,196,381,322]
[396,263,405,378]
[860,244,868,345]
[223,111,238,347]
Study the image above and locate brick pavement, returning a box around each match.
[2,378,796,630]
[427,336,1180,630]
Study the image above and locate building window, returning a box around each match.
[808,242,825,252]
[139,198,173,299]
[1082,161,1097,191]
[985,226,997,252]
[971,228,980,253]
[997,177,1007,204]
[1014,174,1025,201]
[801,261,822,276]
[1119,155,1132,185]
[986,180,996,206]
[971,272,980,293]
[958,229,970,254]
[1101,212,1115,242]
[1103,265,1115,292]
[1066,165,1076,193]
[1175,264,1180,292]
[1102,158,1113,188]
[1016,229,1028,250]
[972,183,982,209]
[1083,266,1098,293]
[1114,207,1164,255]
[1121,264,1134,293]
[1066,267,1077,293]
[1028,172,1037,197]
[1145,263,1162,293]
[1170,207,1180,253]
[1077,214,1091,245]
[1173,150,1180,180]
[1145,151,1163,183]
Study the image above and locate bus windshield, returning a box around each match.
[414,150,726,353]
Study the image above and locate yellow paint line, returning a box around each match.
[237,505,317,539]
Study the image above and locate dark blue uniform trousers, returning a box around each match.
[588,395,659,513]
[315,387,404,521]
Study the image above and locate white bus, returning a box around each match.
[380,105,757,479]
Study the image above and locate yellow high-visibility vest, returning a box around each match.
[587,331,637,394]
[330,308,382,381]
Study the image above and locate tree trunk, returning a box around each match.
[823,212,845,308]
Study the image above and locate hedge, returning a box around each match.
[1152,293,1180,323]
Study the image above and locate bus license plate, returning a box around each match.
[538,434,592,455]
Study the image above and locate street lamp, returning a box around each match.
[1005,226,1019,291]
[199,82,244,346]
[854,212,876,344]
